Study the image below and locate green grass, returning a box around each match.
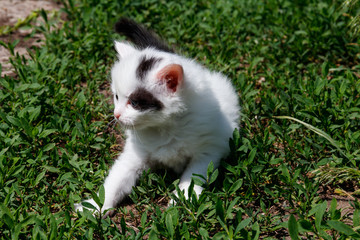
[0,0,360,239]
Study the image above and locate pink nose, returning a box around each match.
[114,112,121,119]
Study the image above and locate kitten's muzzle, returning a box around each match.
[114,112,121,119]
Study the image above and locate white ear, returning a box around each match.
[114,41,136,59]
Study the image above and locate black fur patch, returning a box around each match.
[128,88,163,111]
[114,17,174,53]
[136,56,161,81]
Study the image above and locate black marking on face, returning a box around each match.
[128,88,164,111]
[136,56,162,81]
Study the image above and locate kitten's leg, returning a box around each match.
[176,152,222,199]
[74,142,147,216]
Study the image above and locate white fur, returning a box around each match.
[74,41,240,214]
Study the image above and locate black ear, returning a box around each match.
[114,17,174,53]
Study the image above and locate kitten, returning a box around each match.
[74,18,240,216]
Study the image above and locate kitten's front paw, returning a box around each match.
[168,198,176,207]
[74,199,99,213]
[74,199,115,218]
[168,183,204,207]
[74,202,84,212]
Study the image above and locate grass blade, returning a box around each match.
[327,220,360,237]
[288,215,299,240]
[273,116,347,158]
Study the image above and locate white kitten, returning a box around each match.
[74,18,240,216]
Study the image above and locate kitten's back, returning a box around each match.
[210,72,240,131]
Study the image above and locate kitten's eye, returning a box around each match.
[128,99,139,108]
[115,94,119,100]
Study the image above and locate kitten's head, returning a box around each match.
[111,41,186,129]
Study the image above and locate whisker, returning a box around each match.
[111,119,118,130]
[106,118,117,132]
[131,124,145,145]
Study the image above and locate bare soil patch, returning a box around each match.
[0,0,61,76]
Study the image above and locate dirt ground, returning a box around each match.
[0,0,61,76]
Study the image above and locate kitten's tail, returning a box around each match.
[114,17,174,53]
